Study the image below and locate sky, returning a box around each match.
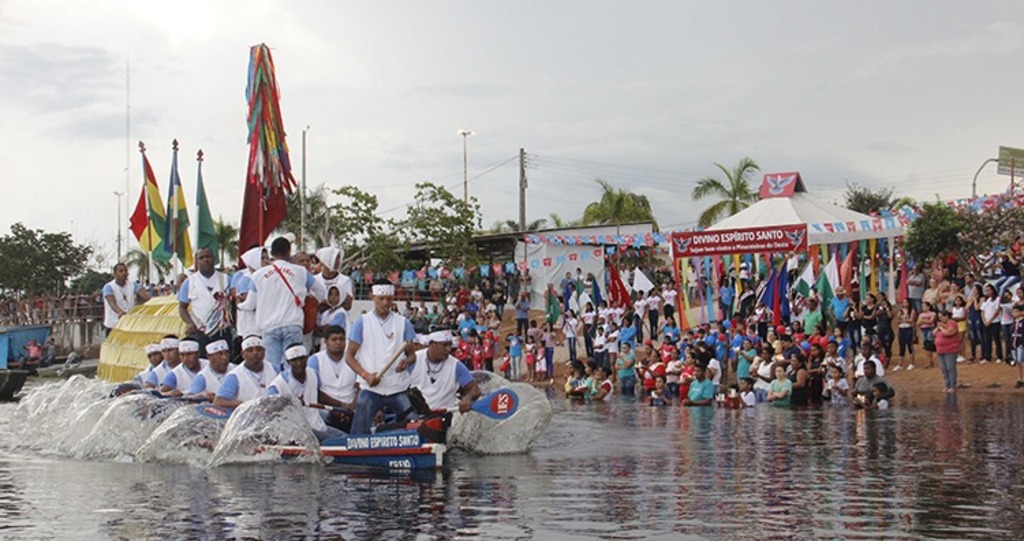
[1,0,1022,265]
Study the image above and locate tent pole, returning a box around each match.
[887,236,896,303]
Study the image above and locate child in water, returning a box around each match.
[739,377,756,407]
[649,375,669,406]
[823,364,850,405]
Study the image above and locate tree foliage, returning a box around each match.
[214,217,239,266]
[69,269,112,294]
[489,218,548,233]
[692,157,760,227]
[843,182,895,214]
[581,179,657,229]
[955,196,1024,259]
[280,184,332,251]
[903,202,966,262]
[0,223,92,295]
[125,248,172,284]
[404,182,482,266]
[329,185,409,272]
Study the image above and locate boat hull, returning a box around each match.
[276,429,446,469]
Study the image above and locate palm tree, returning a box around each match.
[548,212,582,228]
[125,248,172,284]
[691,157,761,227]
[214,217,239,266]
[488,218,548,233]
[580,179,656,231]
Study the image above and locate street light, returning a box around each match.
[458,129,475,204]
[301,125,310,251]
[113,191,125,261]
[972,158,998,199]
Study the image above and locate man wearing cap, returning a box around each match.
[178,248,232,355]
[214,335,278,408]
[159,339,209,397]
[103,262,151,337]
[134,343,164,386]
[268,344,344,440]
[345,279,418,434]
[145,336,182,389]
[307,325,359,429]
[399,329,481,412]
[250,236,327,372]
[186,339,233,402]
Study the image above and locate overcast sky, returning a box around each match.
[2,0,1022,263]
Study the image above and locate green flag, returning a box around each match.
[195,150,219,265]
[817,257,839,309]
[794,261,815,298]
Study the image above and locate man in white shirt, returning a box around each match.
[854,341,885,378]
[134,343,163,386]
[661,284,678,321]
[230,246,268,360]
[145,336,181,388]
[214,335,278,408]
[250,237,326,372]
[399,329,481,412]
[103,262,150,336]
[186,339,232,402]
[159,339,209,397]
[177,248,231,356]
[307,325,359,432]
[345,279,418,434]
[268,344,344,441]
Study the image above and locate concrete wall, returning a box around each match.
[51,319,105,357]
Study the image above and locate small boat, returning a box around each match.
[34,353,99,379]
[0,324,52,401]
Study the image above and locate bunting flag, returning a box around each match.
[195,150,219,265]
[239,43,296,259]
[129,141,170,261]
[607,264,631,308]
[163,140,194,268]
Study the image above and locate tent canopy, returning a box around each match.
[707,172,904,245]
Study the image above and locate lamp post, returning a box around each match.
[972,157,998,199]
[113,191,125,261]
[300,125,310,251]
[458,129,474,204]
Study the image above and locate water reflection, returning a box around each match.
[1,393,1024,539]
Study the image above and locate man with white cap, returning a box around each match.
[400,329,481,412]
[307,324,359,430]
[159,339,209,397]
[145,336,182,389]
[134,343,164,386]
[186,339,233,402]
[345,278,418,434]
[177,248,232,355]
[250,236,326,372]
[268,343,345,440]
[214,335,278,408]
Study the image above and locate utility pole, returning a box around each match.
[518,148,527,231]
[301,125,310,251]
[113,191,125,261]
[458,129,474,203]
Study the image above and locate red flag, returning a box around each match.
[607,264,631,308]
[129,190,148,242]
[840,249,855,292]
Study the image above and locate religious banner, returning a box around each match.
[670,224,808,258]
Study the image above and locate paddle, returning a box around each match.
[368,342,412,387]
[305,403,354,416]
[460,387,520,421]
[194,403,233,420]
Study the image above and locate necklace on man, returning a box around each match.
[426,361,443,384]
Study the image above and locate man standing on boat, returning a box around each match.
[251,237,326,372]
[400,329,481,412]
[307,324,359,431]
[159,339,208,397]
[178,248,232,356]
[214,335,278,408]
[345,279,418,434]
[103,262,150,337]
[186,339,232,402]
[144,336,181,389]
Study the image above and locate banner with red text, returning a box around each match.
[671,224,808,257]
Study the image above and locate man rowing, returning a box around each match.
[134,343,164,386]
[159,339,209,397]
[186,339,232,402]
[144,336,181,389]
[306,325,359,432]
[345,279,418,434]
[268,344,345,441]
[399,329,481,412]
[214,335,278,408]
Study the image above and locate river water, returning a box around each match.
[1,380,1023,540]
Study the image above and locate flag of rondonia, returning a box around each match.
[164,139,194,269]
[129,141,170,261]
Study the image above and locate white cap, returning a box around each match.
[284,345,307,360]
[241,336,263,350]
[179,340,200,354]
[427,330,453,343]
[145,344,161,355]
[206,340,230,354]
[371,284,395,296]
[161,338,180,350]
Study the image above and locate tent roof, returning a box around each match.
[707,192,904,244]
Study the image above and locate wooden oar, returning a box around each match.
[369,342,411,387]
[305,403,354,416]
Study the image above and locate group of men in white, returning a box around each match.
[118,236,480,439]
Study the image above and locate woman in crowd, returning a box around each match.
[935,309,961,393]
[950,294,968,361]
[980,284,1003,363]
[787,352,810,408]
[875,297,894,361]
[916,301,937,370]
[967,284,985,363]
[768,365,792,407]
[750,345,775,403]
[616,342,637,396]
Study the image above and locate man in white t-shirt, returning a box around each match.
[159,339,209,397]
[214,335,278,408]
[345,279,418,434]
[307,324,359,432]
[661,284,678,321]
[102,262,150,336]
[400,329,481,412]
[250,237,326,372]
[178,248,231,356]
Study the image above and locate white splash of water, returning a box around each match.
[208,396,322,467]
[449,373,553,455]
[136,403,228,466]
